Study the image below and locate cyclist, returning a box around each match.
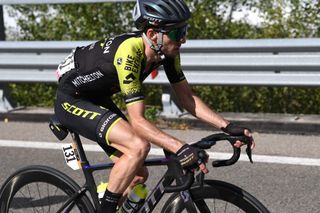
[54,0,254,212]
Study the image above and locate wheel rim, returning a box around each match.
[6,181,82,213]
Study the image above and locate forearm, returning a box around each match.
[129,117,184,153]
[184,94,229,129]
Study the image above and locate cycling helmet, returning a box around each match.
[133,0,191,30]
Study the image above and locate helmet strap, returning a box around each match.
[142,32,165,60]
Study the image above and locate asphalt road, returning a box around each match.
[0,121,319,212]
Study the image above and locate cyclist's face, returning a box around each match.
[161,25,187,57]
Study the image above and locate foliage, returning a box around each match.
[257,0,320,38]
[144,105,160,122]
[6,0,320,114]
[192,86,320,114]
[9,83,57,107]
[9,3,135,40]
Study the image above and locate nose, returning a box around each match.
[179,36,187,44]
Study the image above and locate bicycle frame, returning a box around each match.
[61,131,198,213]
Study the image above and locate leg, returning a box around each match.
[54,92,149,211]
[106,119,150,193]
[100,120,150,212]
[109,153,149,204]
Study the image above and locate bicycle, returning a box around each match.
[0,115,269,213]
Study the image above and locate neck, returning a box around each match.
[142,35,162,65]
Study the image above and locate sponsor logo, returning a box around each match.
[124,49,143,73]
[71,71,104,87]
[98,114,117,138]
[61,102,101,120]
[143,15,162,23]
[180,190,190,202]
[103,38,115,54]
[125,96,144,104]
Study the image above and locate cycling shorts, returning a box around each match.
[54,89,127,157]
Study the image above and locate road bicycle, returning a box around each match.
[0,116,269,212]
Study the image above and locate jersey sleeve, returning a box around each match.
[114,37,145,105]
[163,54,186,84]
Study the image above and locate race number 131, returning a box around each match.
[62,143,81,170]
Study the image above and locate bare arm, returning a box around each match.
[127,101,184,153]
[172,80,229,129]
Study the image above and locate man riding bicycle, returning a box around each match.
[54,0,254,212]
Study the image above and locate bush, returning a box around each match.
[9,83,320,114]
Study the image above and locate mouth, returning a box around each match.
[174,45,181,51]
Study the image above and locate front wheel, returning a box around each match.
[161,180,269,213]
[0,165,95,213]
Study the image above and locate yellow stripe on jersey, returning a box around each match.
[105,117,122,145]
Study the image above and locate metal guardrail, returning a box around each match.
[0,0,135,5]
[0,39,320,85]
[0,38,320,114]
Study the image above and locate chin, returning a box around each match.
[165,51,179,58]
[164,53,176,58]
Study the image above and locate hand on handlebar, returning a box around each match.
[176,144,209,174]
[221,123,255,149]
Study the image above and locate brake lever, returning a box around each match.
[234,135,254,163]
[235,135,253,164]
[246,140,253,163]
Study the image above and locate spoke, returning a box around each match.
[12,188,29,209]
[53,186,60,212]
[26,184,38,213]
[224,201,228,213]
[10,184,41,213]
[47,183,51,213]
[31,184,41,213]
[35,183,45,213]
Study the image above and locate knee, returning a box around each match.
[129,136,150,159]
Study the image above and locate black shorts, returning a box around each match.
[54,89,127,157]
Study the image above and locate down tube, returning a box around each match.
[138,175,174,213]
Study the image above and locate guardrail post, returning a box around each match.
[0,6,5,41]
[0,84,13,113]
[160,86,184,118]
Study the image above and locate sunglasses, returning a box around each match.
[164,25,188,42]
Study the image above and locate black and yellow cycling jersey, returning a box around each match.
[58,32,186,105]
[54,32,186,157]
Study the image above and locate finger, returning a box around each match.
[251,141,256,150]
[199,163,209,174]
[234,140,243,148]
[244,129,252,137]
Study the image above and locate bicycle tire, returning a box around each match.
[0,165,95,213]
[161,180,269,213]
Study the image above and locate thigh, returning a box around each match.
[54,90,122,156]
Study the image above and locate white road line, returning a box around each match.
[1,140,319,167]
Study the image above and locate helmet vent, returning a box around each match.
[144,5,159,16]
[159,5,173,16]
[133,0,191,30]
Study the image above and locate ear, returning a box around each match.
[145,28,158,42]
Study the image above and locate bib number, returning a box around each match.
[56,50,75,80]
[62,143,81,170]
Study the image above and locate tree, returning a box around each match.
[8,2,135,41]
[6,1,320,114]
